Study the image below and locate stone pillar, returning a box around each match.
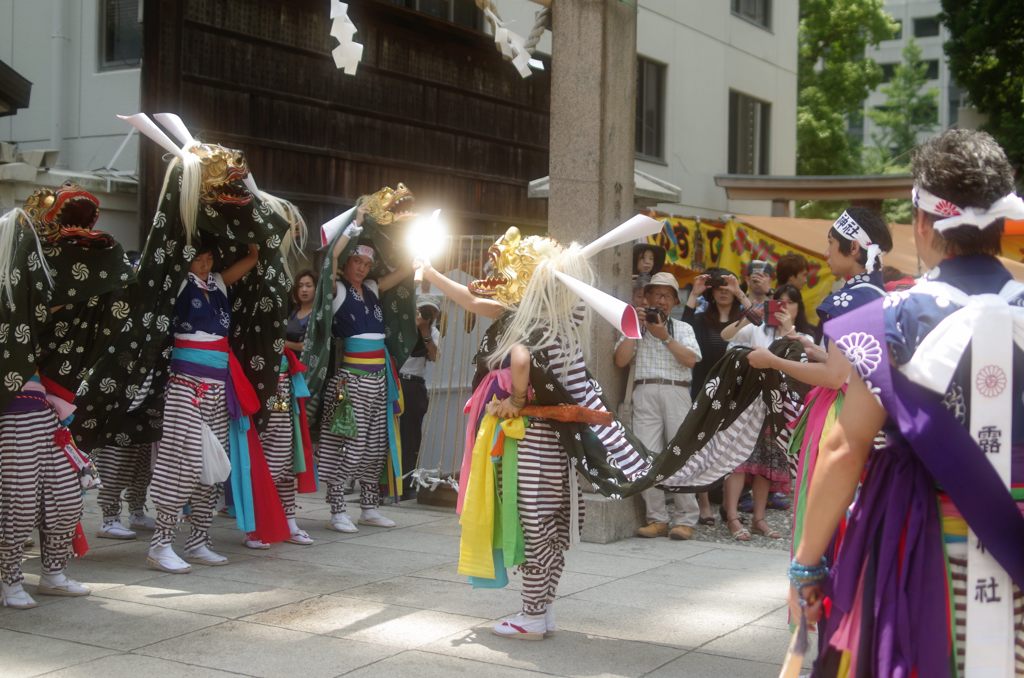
[546,1,643,542]
[546,0,637,404]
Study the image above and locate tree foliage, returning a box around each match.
[863,39,938,225]
[797,0,897,176]
[866,40,938,167]
[940,0,1024,177]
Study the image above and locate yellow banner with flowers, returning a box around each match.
[644,212,836,324]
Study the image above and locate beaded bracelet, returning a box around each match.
[788,557,828,589]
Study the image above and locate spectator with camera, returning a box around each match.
[742,260,773,312]
[682,267,749,524]
[614,272,702,540]
[718,284,815,540]
[397,298,441,502]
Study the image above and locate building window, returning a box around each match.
[879,63,896,83]
[913,16,940,38]
[731,0,772,30]
[728,91,771,175]
[925,59,939,80]
[100,0,141,70]
[390,0,480,29]
[635,57,666,161]
[888,19,903,40]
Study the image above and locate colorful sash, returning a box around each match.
[171,338,288,542]
[824,291,1024,677]
[458,411,526,585]
[342,336,404,497]
[283,350,316,493]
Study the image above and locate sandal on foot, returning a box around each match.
[698,515,716,526]
[727,518,750,542]
[752,518,782,539]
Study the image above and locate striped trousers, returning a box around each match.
[262,373,296,517]
[0,408,83,585]
[149,375,229,551]
[94,444,152,520]
[317,370,388,512]
[517,420,584,616]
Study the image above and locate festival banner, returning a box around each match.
[645,211,836,322]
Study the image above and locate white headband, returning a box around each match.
[913,185,1024,233]
[352,244,375,262]
[833,210,882,273]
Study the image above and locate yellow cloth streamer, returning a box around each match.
[457,410,529,579]
[458,412,500,579]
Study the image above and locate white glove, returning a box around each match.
[343,222,363,239]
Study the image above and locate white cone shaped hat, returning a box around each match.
[320,206,357,248]
[553,270,641,338]
[152,113,197,149]
[117,113,185,159]
[579,214,663,259]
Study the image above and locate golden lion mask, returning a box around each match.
[469,226,562,307]
[189,143,252,206]
[362,182,416,225]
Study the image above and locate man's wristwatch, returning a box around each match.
[660,337,672,346]
[421,335,432,342]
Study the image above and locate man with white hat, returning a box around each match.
[614,271,703,540]
[397,296,442,501]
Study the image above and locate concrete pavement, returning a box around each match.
[0,489,812,677]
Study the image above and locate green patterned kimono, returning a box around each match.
[71,163,292,447]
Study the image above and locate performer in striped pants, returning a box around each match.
[1,379,89,608]
[421,223,667,643]
[317,228,408,534]
[146,242,259,573]
[94,443,155,540]
[516,418,585,618]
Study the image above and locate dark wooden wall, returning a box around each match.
[140,0,550,242]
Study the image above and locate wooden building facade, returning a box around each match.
[140,0,551,240]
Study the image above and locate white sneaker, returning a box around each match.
[0,582,37,609]
[327,512,359,533]
[243,538,271,550]
[129,512,156,531]
[358,509,396,528]
[546,606,556,635]
[147,544,192,574]
[492,612,547,640]
[183,545,229,566]
[37,571,91,597]
[97,518,136,540]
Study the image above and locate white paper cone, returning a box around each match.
[320,207,357,248]
[579,215,664,259]
[553,271,641,339]
[152,112,196,148]
[116,114,185,159]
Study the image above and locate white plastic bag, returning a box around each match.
[199,422,231,485]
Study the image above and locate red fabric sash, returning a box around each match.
[72,523,89,558]
[38,375,75,404]
[245,426,291,543]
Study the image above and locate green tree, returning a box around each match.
[863,40,938,225]
[941,1,1024,177]
[866,40,938,169]
[797,0,897,177]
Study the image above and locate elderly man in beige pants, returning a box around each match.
[614,272,702,540]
